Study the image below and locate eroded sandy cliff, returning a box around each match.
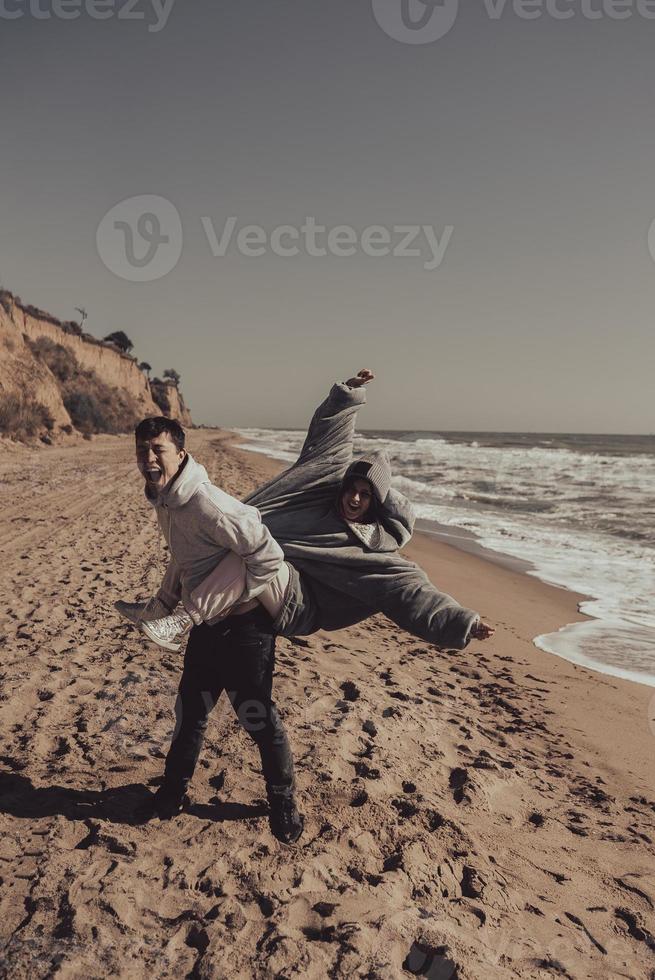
[0,292,191,442]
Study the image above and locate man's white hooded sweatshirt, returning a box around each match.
[147,453,283,624]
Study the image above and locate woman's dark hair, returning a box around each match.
[134,416,185,451]
[340,475,379,523]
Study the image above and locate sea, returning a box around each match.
[235,428,655,688]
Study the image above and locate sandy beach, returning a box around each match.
[0,429,653,979]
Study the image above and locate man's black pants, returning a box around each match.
[163,606,295,798]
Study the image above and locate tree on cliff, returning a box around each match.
[163,368,181,386]
[104,331,134,354]
[139,362,152,378]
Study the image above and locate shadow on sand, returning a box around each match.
[0,770,268,826]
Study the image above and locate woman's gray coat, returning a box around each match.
[246,383,480,650]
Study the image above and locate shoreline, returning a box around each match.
[415,517,538,577]
[415,520,655,690]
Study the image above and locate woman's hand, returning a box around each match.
[470,619,495,641]
[346,369,375,388]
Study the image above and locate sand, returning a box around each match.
[0,429,653,979]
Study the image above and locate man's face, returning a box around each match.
[340,477,373,522]
[136,430,185,493]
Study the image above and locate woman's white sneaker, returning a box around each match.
[141,610,193,652]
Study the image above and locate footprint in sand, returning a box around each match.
[340,681,360,702]
[449,767,470,805]
[350,789,368,807]
[391,798,419,819]
[615,907,655,952]
[403,940,459,978]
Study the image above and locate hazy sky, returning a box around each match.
[2,0,654,432]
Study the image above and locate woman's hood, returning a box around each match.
[340,451,391,504]
[339,451,415,549]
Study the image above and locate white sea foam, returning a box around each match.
[235,428,300,463]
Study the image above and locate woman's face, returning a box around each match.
[340,477,373,522]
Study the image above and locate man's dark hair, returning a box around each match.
[134,416,185,451]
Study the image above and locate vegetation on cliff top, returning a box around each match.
[103,330,134,354]
[1,289,180,375]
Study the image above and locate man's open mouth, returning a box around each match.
[146,468,162,481]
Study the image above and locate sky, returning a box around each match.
[1,0,654,433]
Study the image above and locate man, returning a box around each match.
[131,417,303,843]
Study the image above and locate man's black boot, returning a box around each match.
[267,790,304,844]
